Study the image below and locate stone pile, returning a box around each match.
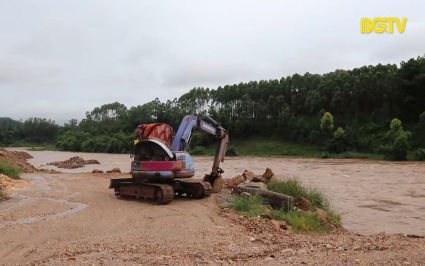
[0,174,27,191]
[226,167,278,189]
[225,167,329,225]
[47,156,100,169]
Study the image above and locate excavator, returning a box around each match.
[109,115,229,204]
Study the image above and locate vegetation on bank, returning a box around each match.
[0,160,22,200]
[1,55,425,161]
[0,161,22,180]
[0,189,6,200]
[228,177,341,234]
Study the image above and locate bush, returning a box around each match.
[378,118,411,160]
[225,146,238,156]
[189,146,206,155]
[0,189,6,199]
[0,160,22,179]
[416,148,425,161]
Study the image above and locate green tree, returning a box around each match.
[419,111,425,147]
[380,118,411,160]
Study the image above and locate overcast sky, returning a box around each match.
[0,0,424,125]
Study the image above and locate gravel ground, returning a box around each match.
[0,172,424,266]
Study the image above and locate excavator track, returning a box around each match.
[175,180,213,199]
[115,182,174,205]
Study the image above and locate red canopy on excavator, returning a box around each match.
[134,123,173,147]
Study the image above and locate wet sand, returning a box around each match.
[8,148,425,236]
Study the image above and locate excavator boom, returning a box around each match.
[170,114,229,181]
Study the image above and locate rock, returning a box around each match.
[227,175,245,188]
[108,167,121,173]
[294,197,311,211]
[92,169,104,173]
[262,168,275,180]
[251,175,266,182]
[316,208,328,223]
[271,219,287,230]
[240,192,251,198]
[338,246,344,251]
[249,237,256,242]
[269,175,280,183]
[242,170,255,181]
[326,244,333,249]
[86,159,100,164]
[255,182,267,188]
[260,213,272,220]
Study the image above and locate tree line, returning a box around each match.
[1,55,424,160]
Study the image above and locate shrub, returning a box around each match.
[0,160,22,179]
[416,148,425,161]
[189,146,206,155]
[225,146,238,156]
[378,118,411,160]
[0,189,6,199]
[325,127,350,154]
[320,112,334,134]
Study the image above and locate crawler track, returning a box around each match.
[112,180,213,204]
[114,183,174,205]
[177,180,213,199]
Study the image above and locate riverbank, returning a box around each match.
[5,147,425,236]
[9,138,421,160]
[1,148,425,265]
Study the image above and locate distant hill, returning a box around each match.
[0,117,18,128]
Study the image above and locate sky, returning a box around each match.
[0,0,424,125]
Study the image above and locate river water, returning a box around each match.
[8,148,425,236]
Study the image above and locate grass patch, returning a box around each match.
[225,177,342,234]
[231,194,268,216]
[0,189,7,199]
[270,209,328,233]
[328,151,384,160]
[200,137,388,159]
[267,177,329,210]
[0,160,22,179]
[29,144,59,151]
[8,141,59,151]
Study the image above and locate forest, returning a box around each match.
[1,55,425,160]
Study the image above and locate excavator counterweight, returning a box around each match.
[109,115,229,204]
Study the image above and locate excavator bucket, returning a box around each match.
[203,174,223,193]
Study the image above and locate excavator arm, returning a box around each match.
[170,115,229,192]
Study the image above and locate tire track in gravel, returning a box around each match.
[0,174,87,230]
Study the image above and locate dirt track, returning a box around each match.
[1,172,425,265]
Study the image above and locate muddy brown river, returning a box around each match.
[8,148,425,236]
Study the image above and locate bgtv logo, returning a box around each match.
[360,17,406,33]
